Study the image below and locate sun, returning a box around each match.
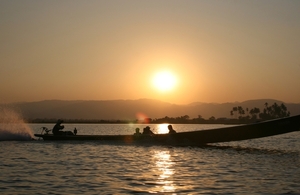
[152,71,177,92]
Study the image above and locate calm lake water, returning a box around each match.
[1,123,300,194]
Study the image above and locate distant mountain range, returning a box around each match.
[2,99,300,120]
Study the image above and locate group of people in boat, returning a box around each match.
[134,125,176,136]
[52,119,176,136]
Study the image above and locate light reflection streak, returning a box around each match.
[156,124,169,134]
[152,150,176,193]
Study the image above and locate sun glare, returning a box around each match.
[152,71,177,92]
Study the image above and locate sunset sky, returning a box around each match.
[1,0,300,104]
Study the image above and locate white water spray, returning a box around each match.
[0,106,34,141]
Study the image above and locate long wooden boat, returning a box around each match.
[34,115,300,146]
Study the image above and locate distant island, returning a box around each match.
[2,99,298,124]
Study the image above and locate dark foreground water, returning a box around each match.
[1,123,300,195]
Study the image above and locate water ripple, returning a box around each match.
[1,124,300,194]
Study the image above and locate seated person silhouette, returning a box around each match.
[73,128,77,135]
[52,119,65,135]
[134,128,142,136]
[168,125,177,134]
[142,126,154,135]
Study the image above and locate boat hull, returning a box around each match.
[34,115,300,146]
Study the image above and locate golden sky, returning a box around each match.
[1,0,300,104]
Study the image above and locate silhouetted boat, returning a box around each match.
[34,115,300,146]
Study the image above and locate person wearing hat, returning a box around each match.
[52,119,65,135]
[142,126,154,135]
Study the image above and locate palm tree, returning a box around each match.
[232,107,238,118]
[230,111,234,118]
[237,106,245,119]
[249,107,260,120]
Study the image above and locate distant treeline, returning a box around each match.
[229,102,290,121]
[151,102,291,124]
[25,102,290,124]
[25,117,239,124]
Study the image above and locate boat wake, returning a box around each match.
[0,106,33,141]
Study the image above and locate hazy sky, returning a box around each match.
[1,0,300,104]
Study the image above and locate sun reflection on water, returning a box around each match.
[152,150,176,193]
[156,124,170,134]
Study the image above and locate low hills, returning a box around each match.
[3,99,300,121]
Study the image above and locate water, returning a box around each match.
[1,122,300,194]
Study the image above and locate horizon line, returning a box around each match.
[2,98,299,105]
